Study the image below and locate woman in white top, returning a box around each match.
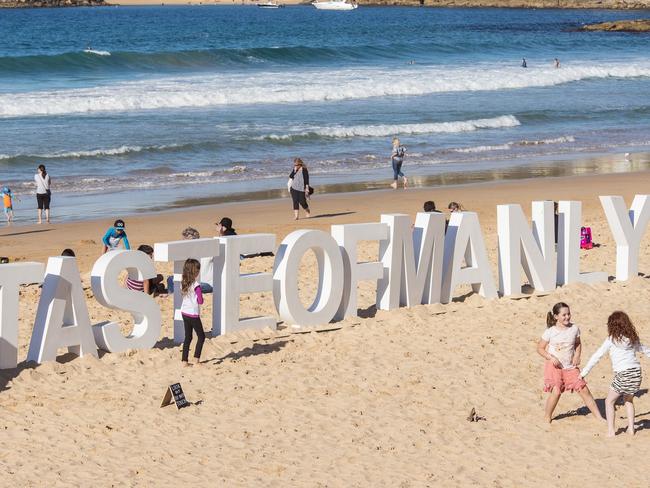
[581,311,650,437]
[34,164,51,224]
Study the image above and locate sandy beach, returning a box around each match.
[3,170,650,486]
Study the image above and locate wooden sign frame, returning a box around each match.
[160,382,189,409]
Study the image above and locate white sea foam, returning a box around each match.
[452,135,575,154]
[83,49,111,56]
[518,136,575,145]
[0,144,183,161]
[263,115,520,140]
[453,144,512,153]
[2,62,649,117]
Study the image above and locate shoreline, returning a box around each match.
[3,148,648,226]
[160,149,650,212]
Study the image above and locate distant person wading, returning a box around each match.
[390,138,408,189]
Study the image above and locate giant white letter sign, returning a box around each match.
[273,229,343,327]
[212,234,276,336]
[377,213,445,310]
[441,212,497,304]
[600,195,650,281]
[91,250,162,352]
[556,201,607,285]
[331,222,388,320]
[27,257,98,364]
[497,201,556,296]
[0,262,44,369]
[154,238,220,344]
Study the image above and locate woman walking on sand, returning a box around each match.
[288,158,311,220]
[34,164,51,224]
[390,138,407,189]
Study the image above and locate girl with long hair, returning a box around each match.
[581,311,650,436]
[180,259,206,366]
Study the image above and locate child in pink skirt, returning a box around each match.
[537,302,604,423]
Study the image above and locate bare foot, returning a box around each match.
[182,361,192,368]
[390,181,397,189]
[544,415,552,424]
[607,430,616,437]
[305,212,311,218]
[627,427,635,437]
[403,176,408,188]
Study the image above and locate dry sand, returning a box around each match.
[2,171,650,486]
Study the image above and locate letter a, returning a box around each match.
[27,257,98,364]
[441,212,497,303]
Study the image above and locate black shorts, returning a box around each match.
[37,193,51,210]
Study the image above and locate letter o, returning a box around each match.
[273,230,344,327]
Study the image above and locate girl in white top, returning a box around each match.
[537,302,604,423]
[581,311,650,437]
[180,259,205,366]
[34,164,51,224]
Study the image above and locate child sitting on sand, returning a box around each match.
[102,219,130,253]
[180,258,206,367]
[125,244,166,296]
[537,302,604,423]
[580,311,650,437]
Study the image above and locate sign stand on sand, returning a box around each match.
[160,383,189,409]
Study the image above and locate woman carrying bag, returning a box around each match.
[288,158,311,220]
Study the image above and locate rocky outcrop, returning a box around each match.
[0,0,106,7]
[581,19,650,31]
[360,0,650,7]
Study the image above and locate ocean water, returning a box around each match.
[0,6,649,222]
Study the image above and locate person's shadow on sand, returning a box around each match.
[553,389,648,421]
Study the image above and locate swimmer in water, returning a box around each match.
[521,58,527,68]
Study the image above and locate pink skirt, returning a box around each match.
[543,361,587,393]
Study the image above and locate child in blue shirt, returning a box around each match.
[102,219,130,253]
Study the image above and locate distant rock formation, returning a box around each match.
[0,0,106,7]
[359,0,649,7]
[581,19,650,31]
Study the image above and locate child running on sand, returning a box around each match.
[102,219,130,253]
[537,302,604,423]
[581,311,650,437]
[180,258,206,367]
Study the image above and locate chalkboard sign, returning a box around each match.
[160,383,189,409]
